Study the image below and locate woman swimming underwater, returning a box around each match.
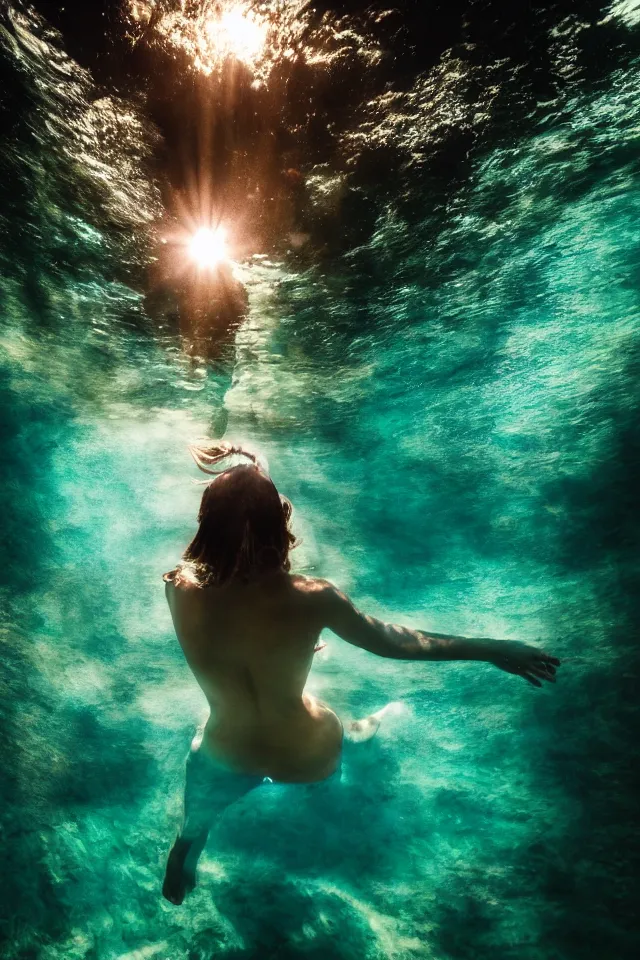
[162,441,559,904]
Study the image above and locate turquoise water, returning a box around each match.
[1,3,639,958]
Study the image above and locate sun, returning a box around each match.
[219,8,266,62]
[189,227,227,269]
[203,6,267,67]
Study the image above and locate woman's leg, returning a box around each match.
[163,746,264,905]
[345,702,404,743]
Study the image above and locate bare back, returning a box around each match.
[165,569,343,782]
[165,559,560,786]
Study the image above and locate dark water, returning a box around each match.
[1,2,639,958]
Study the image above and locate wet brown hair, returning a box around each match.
[167,441,296,587]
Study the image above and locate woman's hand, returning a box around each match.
[488,639,560,687]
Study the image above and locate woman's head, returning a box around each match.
[181,441,296,586]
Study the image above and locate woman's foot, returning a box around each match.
[162,836,198,905]
[346,702,404,743]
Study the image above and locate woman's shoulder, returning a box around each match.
[289,573,335,596]
[163,564,201,589]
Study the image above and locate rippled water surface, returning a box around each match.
[1,2,639,958]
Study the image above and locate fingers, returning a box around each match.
[522,672,543,687]
[523,661,558,685]
[529,664,556,683]
[533,654,560,679]
[536,658,557,672]
[511,646,560,687]
[526,660,556,683]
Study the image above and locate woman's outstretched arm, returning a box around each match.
[317,582,559,687]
